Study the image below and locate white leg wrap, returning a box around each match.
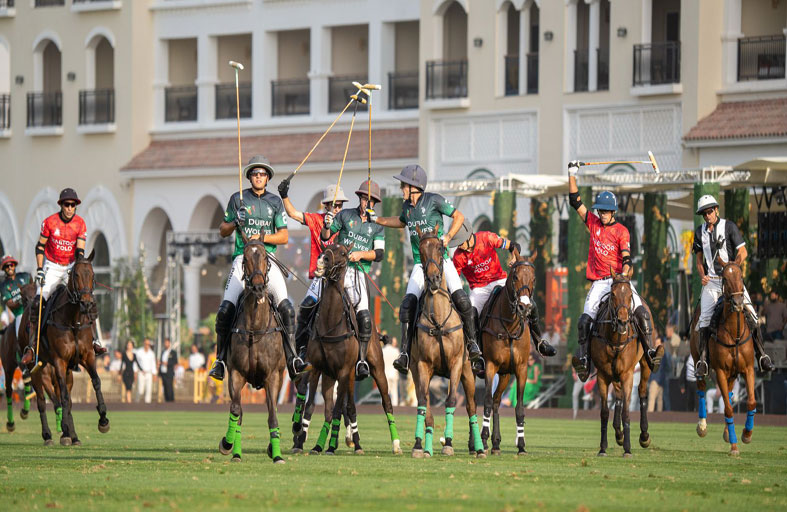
[482,415,491,430]
[302,418,310,434]
[516,426,525,442]
[351,422,359,435]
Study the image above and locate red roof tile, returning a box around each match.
[684,98,787,141]
[123,127,418,171]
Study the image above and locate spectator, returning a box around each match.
[762,291,787,341]
[381,335,400,406]
[681,353,697,412]
[571,367,589,419]
[101,354,111,373]
[508,353,542,408]
[109,350,123,373]
[188,344,206,371]
[119,340,140,404]
[543,323,562,348]
[159,338,177,402]
[665,323,682,355]
[647,338,671,412]
[135,338,157,404]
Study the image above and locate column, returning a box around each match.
[692,182,720,304]
[253,30,274,119]
[642,192,669,329]
[519,6,530,95]
[153,39,168,127]
[309,25,331,118]
[722,0,743,86]
[496,8,508,96]
[588,0,600,92]
[196,35,217,125]
[566,1,578,91]
[378,196,405,337]
[369,20,394,110]
[183,263,202,332]
[529,197,553,320]
[493,190,516,264]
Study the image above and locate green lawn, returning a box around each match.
[1,410,785,511]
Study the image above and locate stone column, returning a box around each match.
[197,35,217,126]
[309,25,331,118]
[183,263,202,332]
[588,0,600,92]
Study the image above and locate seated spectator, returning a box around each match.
[507,354,542,408]
[188,344,206,371]
[109,350,123,373]
[647,338,671,412]
[762,290,787,341]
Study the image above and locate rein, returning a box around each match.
[47,262,97,335]
[713,262,752,375]
[313,248,358,345]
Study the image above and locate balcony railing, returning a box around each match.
[329,75,367,113]
[737,35,786,81]
[388,71,418,110]
[425,60,468,100]
[165,86,197,122]
[271,79,309,116]
[504,55,519,96]
[215,82,251,120]
[73,0,115,3]
[0,1,15,9]
[79,89,114,124]
[27,92,62,127]
[597,47,609,91]
[34,0,64,6]
[0,94,9,130]
[574,50,588,92]
[526,53,539,94]
[633,41,681,86]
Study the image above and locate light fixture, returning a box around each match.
[544,31,554,42]
[617,27,628,38]
[67,72,76,81]
[473,37,483,48]
[14,75,23,85]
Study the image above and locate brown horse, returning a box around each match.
[690,259,757,455]
[1,282,36,431]
[411,226,485,459]
[590,268,653,457]
[19,253,109,445]
[479,249,535,456]
[218,237,286,463]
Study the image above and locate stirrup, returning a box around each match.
[572,355,589,382]
[208,359,226,381]
[537,339,557,357]
[758,355,775,373]
[20,346,35,366]
[289,357,308,378]
[355,360,370,380]
[695,359,708,378]
[471,357,485,377]
[393,352,410,374]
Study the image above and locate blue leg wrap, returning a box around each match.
[725,416,737,444]
[745,409,755,431]
[697,390,707,419]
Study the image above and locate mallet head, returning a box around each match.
[229,61,244,71]
[648,151,660,174]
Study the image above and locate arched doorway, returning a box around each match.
[89,231,113,339]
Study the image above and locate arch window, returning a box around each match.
[81,34,115,125]
[29,37,62,127]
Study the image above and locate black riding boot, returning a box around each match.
[295,296,318,370]
[571,313,593,382]
[208,301,235,381]
[472,308,486,378]
[279,300,307,380]
[20,295,44,367]
[394,294,418,374]
[355,310,371,380]
[696,327,710,378]
[528,303,556,357]
[633,306,663,372]
[452,290,484,375]
[747,313,775,372]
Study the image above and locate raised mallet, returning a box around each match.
[579,151,660,174]
[229,60,245,200]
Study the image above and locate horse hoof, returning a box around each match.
[441,446,454,456]
[273,457,285,464]
[219,437,233,456]
[72,439,82,447]
[345,437,353,448]
[231,455,242,463]
[517,450,528,457]
[309,450,321,456]
[723,428,730,443]
[60,437,72,446]
[742,429,752,444]
[476,451,486,459]
[354,448,364,455]
[597,451,607,457]
[491,449,501,456]
[729,448,740,457]
[412,449,424,459]
[325,449,336,456]
[98,420,110,434]
[44,439,54,446]
[20,409,29,420]
[6,422,14,432]
[392,439,402,455]
[622,452,632,459]
[291,447,303,455]
[697,425,707,438]
[639,437,651,449]
[424,451,432,458]
[615,433,624,446]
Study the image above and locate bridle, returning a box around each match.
[420,232,445,294]
[67,260,97,319]
[721,261,745,313]
[317,244,349,283]
[506,260,534,318]
[609,277,633,337]
[243,239,269,299]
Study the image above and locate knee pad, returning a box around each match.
[633,306,652,334]
[357,310,372,342]
[451,290,472,314]
[577,313,593,341]
[298,296,318,320]
[215,301,236,333]
[399,294,418,323]
[278,299,296,324]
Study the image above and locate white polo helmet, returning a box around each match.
[696,195,719,215]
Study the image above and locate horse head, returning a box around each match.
[19,282,37,309]
[717,255,745,313]
[507,247,536,316]
[317,242,353,283]
[416,225,444,294]
[242,236,269,298]
[609,265,633,336]
[69,250,96,316]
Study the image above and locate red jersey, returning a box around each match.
[585,212,630,281]
[452,231,507,289]
[41,213,87,265]
[303,212,337,279]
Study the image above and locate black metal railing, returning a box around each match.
[329,75,367,112]
[0,94,9,130]
[27,92,62,127]
[633,41,681,86]
[597,47,609,91]
[574,50,588,92]
[34,0,64,6]
[526,53,538,94]
[737,34,786,81]
[165,86,197,122]
[73,0,115,3]
[271,78,309,116]
[215,82,251,119]
[504,55,519,96]
[388,71,418,110]
[425,60,468,100]
[79,89,114,124]
[0,1,15,9]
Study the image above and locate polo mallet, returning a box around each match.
[229,61,245,201]
[330,82,373,208]
[30,293,44,375]
[361,267,396,313]
[358,83,382,216]
[579,151,660,174]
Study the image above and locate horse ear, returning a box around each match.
[715,254,725,267]
[626,265,633,279]
[529,249,537,263]
[86,249,95,262]
[415,225,423,238]
[239,228,250,246]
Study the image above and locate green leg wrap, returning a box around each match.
[23,385,31,412]
[444,407,455,440]
[225,413,239,445]
[316,421,330,449]
[424,426,433,455]
[55,407,63,433]
[6,396,13,424]
[270,427,282,459]
[386,412,400,441]
[469,415,483,452]
[328,418,341,450]
[292,393,306,424]
[415,406,426,441]
[232,425,242,457]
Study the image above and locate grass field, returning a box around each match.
[1,409,786,511]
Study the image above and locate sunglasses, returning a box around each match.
[249,170,268,177]
[62,202,77,208]
[701,209,715,217]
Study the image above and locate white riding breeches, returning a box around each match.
[222,254,288,307]
[583,277,643,318]
[38,260,72,301]
[405,260,463,298]
[469,278,508,314]
[695,278,756,330]
[305,267,368,312]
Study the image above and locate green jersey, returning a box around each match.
[224,189,288,258]
[330,208,385,273]
[398,192,456,264]
[1,272,32,316]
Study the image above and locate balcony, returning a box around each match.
[526,53,539,94]
[633,42,681,87]
[597,48,609,91]
[425,60,468,100]
[574,49,608,92]
[72,0,122,12]
[34,0,64,6]
[271,79,309,116]
[738,35,786,81]
[388,71,418,110]
[27,92,62,127]
[329,75,367,113]
[165,86,197,122]
[79,89,114,125]
[0,0,14,14]
[504,55,519,96]
[0,94,9,131]
[574,50,588,92]
[215,82,251,120]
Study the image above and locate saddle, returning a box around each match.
[312,283,358,344]
[415,290,463,378]
[478,285,505,335]
[230,290,283,341]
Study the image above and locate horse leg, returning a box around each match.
[291,374,308,437]
[311,375,334,454]
[742,365,756,444]
[46,373,63,434]
[265,371,285,464]
[597,375,610,456]
[424,394,434,457]
[85,361,109,434]
[621,372,633,457]
[34,375,53,445]
[491,374,509,456]
[696,377,708,437]
[53,359,73,446]
[326,374,348,455]
[612,382,624,446]
[514,367,527,456]
[293,371,318,453]
[219,368,246,461]
[369,345,401,454]
[4,367,14,432]
[346,377,363,455]
[441,363,462,457]
[412,364,429,458]
[480,362,498,452]
[638,363,651,448]
[716,369,738,455]
[460,360,484,458]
